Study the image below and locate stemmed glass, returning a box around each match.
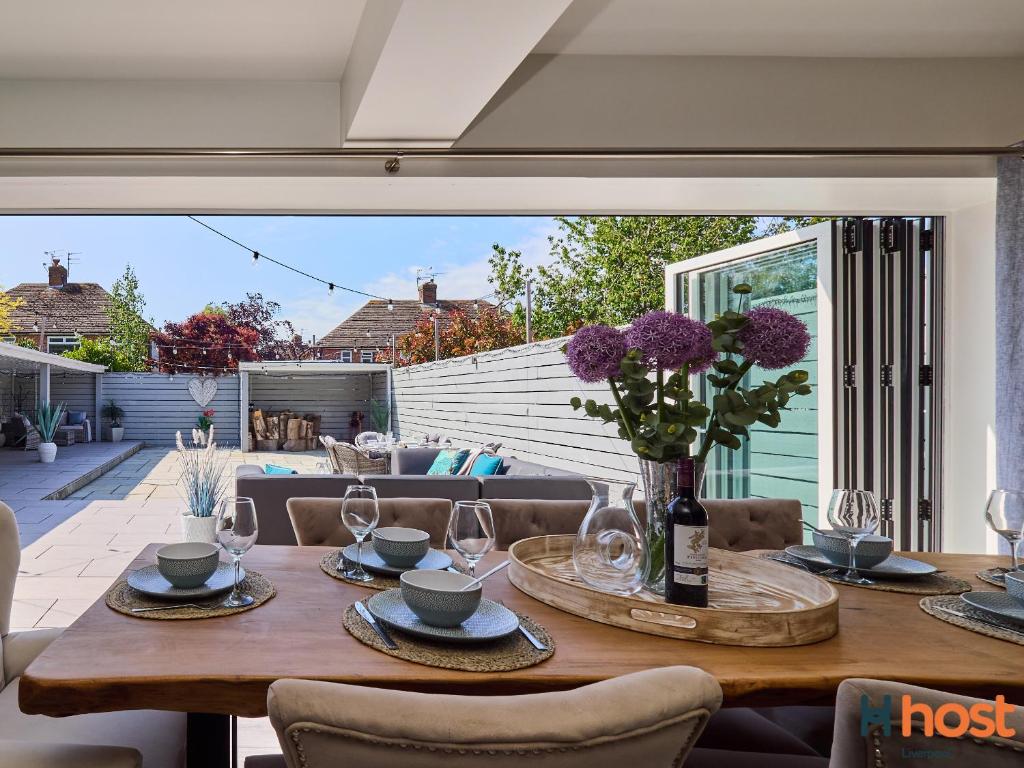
[448,501,495,578]
[984,489,1024,579]
[215,496,258,607]
[826,489,880,585]
[341,485,380,582]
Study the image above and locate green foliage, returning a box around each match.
[489,216,822,340]
[35,401,68,443]
[106,265,151,372]
[14,337,37,349]
[102,399,125,427]
[369,399,390,432]
[62,337,136,371]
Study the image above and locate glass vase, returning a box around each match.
[572,479,649,596]
[639,458,706,595]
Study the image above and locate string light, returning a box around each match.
[387,299,394,312]
[251,251,260,264]
[172,347,178,356]
[328,283,335,296]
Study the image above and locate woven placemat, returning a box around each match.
[106,570,275,620]
[343,604,554,672]
[920,595,1024,645]
[976,568,1014,588]
[759,551,971,595]
[319,550,398,590]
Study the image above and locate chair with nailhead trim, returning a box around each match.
[245,666,722,767]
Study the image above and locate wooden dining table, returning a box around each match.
[18,544,1024,768]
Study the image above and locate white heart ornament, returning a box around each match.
[187,377,218,407]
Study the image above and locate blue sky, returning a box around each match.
[0,216,559,338]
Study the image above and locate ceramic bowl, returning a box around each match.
[1005,569,1024,605]
[400,570,482,627]
[156,542,219,588]
[811,531,894,570]
[372,527,431,568]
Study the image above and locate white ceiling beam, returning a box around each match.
[340,0,572,148]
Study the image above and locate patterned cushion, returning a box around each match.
[426,449,471,476]
[469,454,503,476]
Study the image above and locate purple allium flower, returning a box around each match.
[737,306,811,369]
[566,324,627,382]
[624,311,717,370]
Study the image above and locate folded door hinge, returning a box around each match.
[919,364,933,386]
[842,219,862,253]
[918,499,933,521]
[919,229,934,251]
[880,364,894,387]
[843,364,857,388]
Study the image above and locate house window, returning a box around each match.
[360,350,374,363]
[340,350,352,363]
[47,335,81,354]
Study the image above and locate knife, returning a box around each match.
[354,601,398,649]
[934,604,1024,638]
[497,600,548,651]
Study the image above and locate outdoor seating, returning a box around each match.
[330,441,389,475]
[246,666,722,767]
[0,501,186,768]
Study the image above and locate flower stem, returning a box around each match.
[608,378,637,442]
[696,358,755,463]
[656,367,665,423]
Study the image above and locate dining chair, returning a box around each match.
[286,496,453,547]
[0,501,186,768]
[246,665,722,767]
[829,678,1024,767]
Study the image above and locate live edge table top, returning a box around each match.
[19,545,1022,718]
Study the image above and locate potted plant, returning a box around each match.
[103,399,126,442]
[175,430,230,542]
[369,399,390,437]
[34,401,67,463]
[195,408,215,446]
[565,287,812,594]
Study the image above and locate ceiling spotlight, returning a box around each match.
[328,283,335,296]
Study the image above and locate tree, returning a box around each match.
[149,311,260,374]
[63,338,129,370]
[489,216,828,339]
[221,293,313,361]
[0,286,24,337]
[376,307,525,368]
[106,265,151,372]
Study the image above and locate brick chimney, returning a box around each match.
[48,257,68,288]
[418,279,437,306]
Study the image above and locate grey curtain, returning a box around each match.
[996,152,1024,533]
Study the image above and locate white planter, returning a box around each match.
[38,442,57,463]
[110,426,124,443]
[180,514,218,544]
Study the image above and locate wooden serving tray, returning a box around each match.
[508,535,838,646]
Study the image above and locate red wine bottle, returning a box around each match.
[665,457,709,607]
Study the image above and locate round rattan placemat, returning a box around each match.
[976,568,1014,588]
[758,552,971,595]
[106,570,275,619]
[319,550,398,590]
[920,595,1024,646]
[343,604,554,671]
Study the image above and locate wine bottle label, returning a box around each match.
[673,524,709,569]
[673,570,708,586]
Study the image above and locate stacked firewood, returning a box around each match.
[249,409,322,452]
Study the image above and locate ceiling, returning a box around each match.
[537,0,1024,57]
[0,0,367,79]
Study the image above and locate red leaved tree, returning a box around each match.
[376,307,524,368]
[150,312,261,374]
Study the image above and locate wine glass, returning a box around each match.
[215,496,258,607]
[341,485,380,582]
[984,489,1024,579]
[826,489,880,585]
[448,501,495,578]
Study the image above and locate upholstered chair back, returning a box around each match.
[0,502,21,689]
[286,497,452,547]
[486,498,802,552]
[831,678,1024,767]
[267,666,721,768]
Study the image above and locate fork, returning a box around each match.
[131,602,219,613]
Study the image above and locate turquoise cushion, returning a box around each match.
[469,454,503,476]
[426,449,471,476]
[264,464,297,475]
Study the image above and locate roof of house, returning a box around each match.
[3,282,115,335]
[317,298,493,349]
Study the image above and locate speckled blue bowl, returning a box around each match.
[1005,569,1024,605]
[372,527,431,568]
[156,542,219,588]
[812,531,893,570]
[400,570,482,627]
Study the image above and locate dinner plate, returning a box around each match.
[366,589,519,643]
[126,563,243,600]
[960,592,1024,627]
[340,543,452,576]
[784,545,937,580]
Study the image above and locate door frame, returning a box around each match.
[664,222,834,520]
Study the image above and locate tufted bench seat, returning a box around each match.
[286,497,453,548]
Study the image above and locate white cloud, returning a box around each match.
[278,292,362,341]
[361,220,559,303]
